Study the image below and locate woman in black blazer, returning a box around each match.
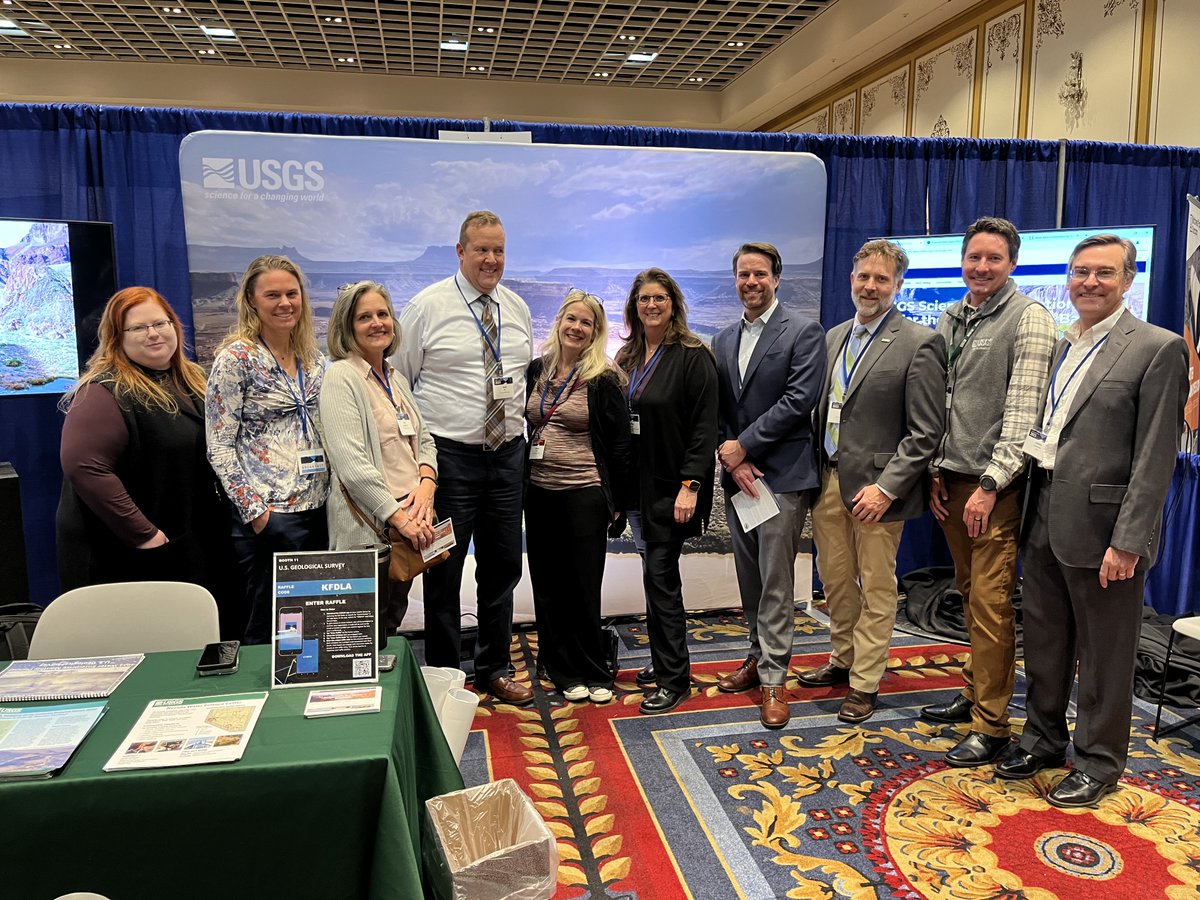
[614,268,719,714]
[525,290,632,703]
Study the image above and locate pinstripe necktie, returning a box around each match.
[479,295,505,450]
[824,324,868,458]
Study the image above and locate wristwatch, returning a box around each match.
[682,480,701,493]
[979,475,998,493]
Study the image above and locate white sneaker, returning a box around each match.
[563,684,589,702]
[588,686,614,703]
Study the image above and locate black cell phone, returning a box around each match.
[379,654,397,672]
[197,640,241,676]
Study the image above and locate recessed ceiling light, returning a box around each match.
[625,51,657,65]
[592,72,609,78]
[162,6,182,12]
[324,16,343,23]
[687,77,703,83]
[200,25,236,39]
[475,26,494,33]
[469,65,486,72]
[727,41,745,48]
[337,56,354,62]
[53,43,70,49]
[198,48,217,55]
[440,38,469,51]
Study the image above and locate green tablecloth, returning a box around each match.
[0,637,465,900]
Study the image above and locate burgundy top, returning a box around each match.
[60,380,198,547]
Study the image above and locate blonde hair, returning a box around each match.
[62,286,207,413]
[218,255,321,367]
[537,290,625,386]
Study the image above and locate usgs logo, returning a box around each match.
[202,157,326,192]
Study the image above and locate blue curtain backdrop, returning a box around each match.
[1,102,1196,607]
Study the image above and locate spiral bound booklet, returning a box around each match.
[0,654,144,702]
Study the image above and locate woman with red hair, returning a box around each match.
[56,287,231,620]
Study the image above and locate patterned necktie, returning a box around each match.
[479,295,505,450]
[824,324,869,458]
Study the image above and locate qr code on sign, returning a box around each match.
[353,658,373,678]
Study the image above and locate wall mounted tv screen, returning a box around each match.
[879,225,1155,332]
[0,218,118,396]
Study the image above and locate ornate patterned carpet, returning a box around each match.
[458,611,1200,899]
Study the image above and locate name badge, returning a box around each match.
[1023,428,1049,464]
[827,400,842,425]
[491,376,515,400]
[629,413,641,435]
[298,447,327,476]
[529,439,546,461]
[396,411,416,436]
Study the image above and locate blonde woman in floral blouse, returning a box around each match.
[206,255,329,644]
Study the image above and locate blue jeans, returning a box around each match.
[231,506,328,645]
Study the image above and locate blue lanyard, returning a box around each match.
[539,363,579,421]
[455,275,502,363]
[258,338,312,442]
[369,366,396,408]
[1048,334,1109,421]
[627,344,665,402]
[839,311,887,386]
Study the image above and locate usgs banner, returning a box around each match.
[178,132,827,617]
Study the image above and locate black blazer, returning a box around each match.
[524,358,633,518]
[625,342,719,543]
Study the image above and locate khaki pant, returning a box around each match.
[812,468,905,693]
[937,471,1023,736]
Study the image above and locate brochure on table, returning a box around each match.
[304,685,382,718]
[272,548,378,688]
[103,692,268,771]
[0,701,107,780]
[0,654,143,702]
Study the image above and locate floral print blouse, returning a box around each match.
[205,339,329,523]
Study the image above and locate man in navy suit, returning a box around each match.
[713,242,826,728]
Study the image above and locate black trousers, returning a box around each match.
[231,506,328,645]
[422,435,524,685]
[643,538,690,694]
[526,484,612,690]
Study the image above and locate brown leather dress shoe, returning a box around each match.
[796,660,850,687]
[760,686,790,729]
[838,688,878,723]
[488,675,534,706]
[717,657,760,693]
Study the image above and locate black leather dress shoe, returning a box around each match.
[994,747,1067,781]
[921,694,973,723]
[639,687,687,715]
[944,731,1011,768]
[635,664,656,686]
[1047,769,1118,808]
[795,661,850,687]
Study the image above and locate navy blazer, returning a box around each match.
[713,303,826,495]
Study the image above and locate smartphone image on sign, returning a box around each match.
[197,640,240,676]
[278,608,304,656]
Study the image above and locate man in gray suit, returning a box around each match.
[713,242,826,728]
[994,233,1187,807]
[798,239,946,722]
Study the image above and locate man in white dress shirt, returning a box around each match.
[393,210,534,705]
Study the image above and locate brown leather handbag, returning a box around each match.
[339,484,449,582]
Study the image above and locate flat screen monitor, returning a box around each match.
[0,217,118,396]
[879,225,1155,332]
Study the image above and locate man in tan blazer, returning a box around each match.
[798,239,946,722]
[994,233,1187,807]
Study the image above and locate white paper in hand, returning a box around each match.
[730,478,781,531]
